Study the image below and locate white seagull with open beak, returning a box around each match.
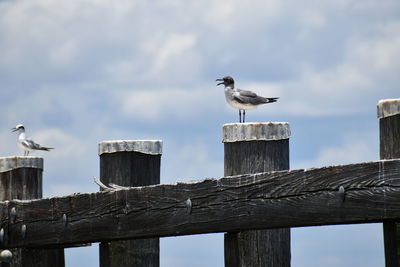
[216,76,279,123]
[12,124,54,156]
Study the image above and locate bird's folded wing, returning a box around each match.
[22,139,41,149]
[234,89,266,105]
[237,89,258,98]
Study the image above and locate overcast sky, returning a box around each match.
[1,0,399,266]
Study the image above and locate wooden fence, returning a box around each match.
[0,99,399,267]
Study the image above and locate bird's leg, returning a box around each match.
[243,110,246,123]
[27,151,29,156]
[239,110,242,123]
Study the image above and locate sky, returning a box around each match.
[0,0,399,266]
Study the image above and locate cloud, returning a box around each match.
[49,40,79,66]
[0,1,398,266]
[312,140,376,166]
[149,33,198,74]
[202,0,284,33]
[349,21,400,75]
[240,20,400,118]
[1,0,399,113]
[162,141,223,183]
[162,234,223,267]
[293,135,378,169]
[293,224,384,267]
[117,87,222,121]
[35,128,86,158]
[0,132,16,157]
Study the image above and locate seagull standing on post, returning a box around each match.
[216,76,279,123]
[12,124,54,156]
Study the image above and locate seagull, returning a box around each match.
[216,76,279,123]
[11,124,54,156]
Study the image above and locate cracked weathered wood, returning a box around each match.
[0,157,64,267]
[98,140,161,267]
[222,122,291,143]
[379,99,400,267]
[223,122,290,267]
[378,99,400,119]
[0,159,399,249]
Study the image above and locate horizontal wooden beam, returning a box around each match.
[1,159,400,249]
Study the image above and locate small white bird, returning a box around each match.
[216,76,279,123]
[11,124,53,156]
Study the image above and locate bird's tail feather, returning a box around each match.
[38,146,54,151]
[265,97,279,103]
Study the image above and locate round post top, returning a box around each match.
[0,157,43,173]
[377,99,400,119]
[222,122,291,143]
[98,140,163,156]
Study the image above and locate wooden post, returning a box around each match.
[223,122,291,267]
[98,140,162,267]
[0,156,65,267]
[378,99,400,267]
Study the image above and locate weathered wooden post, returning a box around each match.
[378,99,400,267]
[98,140,162,267]
[223,122,291,267]
[0,156,65,267]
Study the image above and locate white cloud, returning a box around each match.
[35,128,86,158]
[252,20,400,117]
[0,1,398,266]
[293,224,384,267]
[162,234,223,267]
[0,132,17,157]
[349,21,400,74]
[163,141,223,183]
[1,0,398,116]
[313,141,376,166]
[106,32,202,83]
[296,9,327,42]
[202,0,284,33]
[294,137,378,169]
[104,60,139,84]
[49,40,79,66]
[150,33,198,74]
[117,87,221,121]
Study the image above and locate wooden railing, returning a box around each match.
[0,99,399,267]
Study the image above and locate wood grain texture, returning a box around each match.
[0,168,42,201]
[0,166,64,267]
[99,151,160,267]
[222,122,291,142]
[100,152,161,187]
[225,229,290,267]
[224,140,289,175]
[224,139,290,267]
[380,114,400,159]
[1,159,399,249]
[380,113,400,267]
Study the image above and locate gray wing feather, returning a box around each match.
[237,89,258,98]
[23,139,41,149]
[23,139,52,151]
[235,89,270,105]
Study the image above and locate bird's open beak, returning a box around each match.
[216,78,224,86]
[11,127,17,132]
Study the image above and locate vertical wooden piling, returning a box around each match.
[223,122,291,267]
[0,157,65,267]
[98,140,162,267]
[378,99,400,267]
